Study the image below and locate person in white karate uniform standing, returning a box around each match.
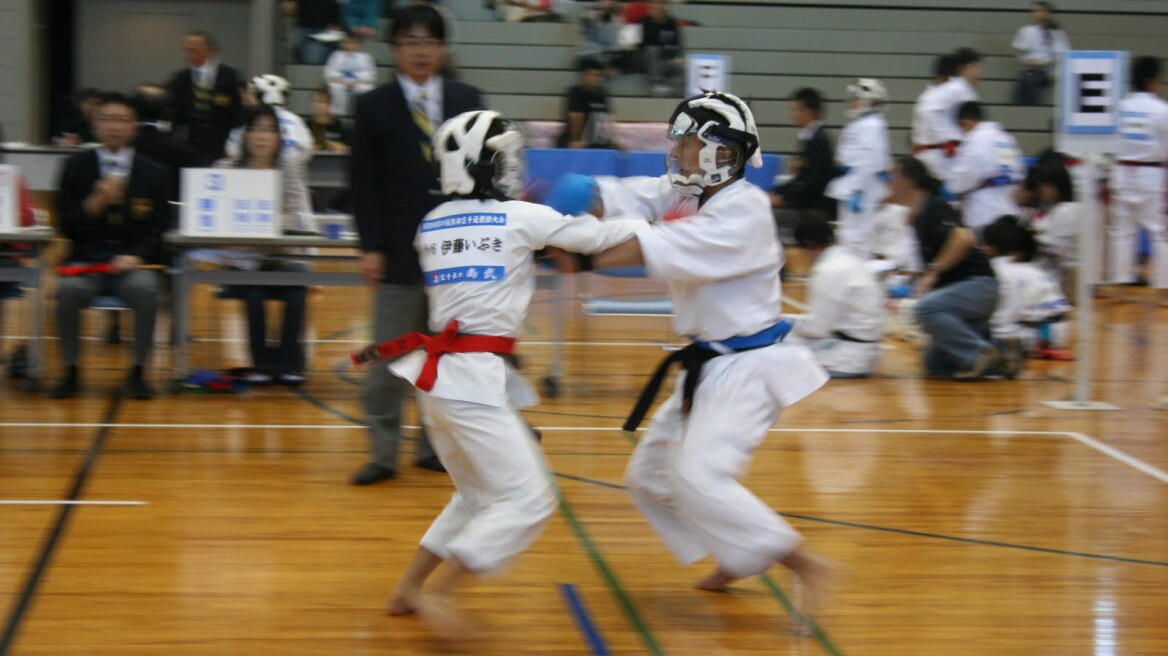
[1108,55,1168,304]
[354,109,640,639]
[919,48,982,180]
[826,78,892,257]
[944,101,1025,233]
[912,54,956,178]
[577,91,837,620]
[323,32,377,116]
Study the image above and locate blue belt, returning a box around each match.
[693,319,793,353]
[980,175,1015,189]
[625,320,794,431]
[838,167,892,183]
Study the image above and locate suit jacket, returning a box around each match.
[776,123,836,215]
[351,78,484,285]
[167,63,244,165]
[56,150,170,264]
[134,125,200,205]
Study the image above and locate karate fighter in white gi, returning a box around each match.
[353,109,639,638]
[825,78,892,257]
[918,47,982,179]
[578,91,838,620]
[944,101,1025,233]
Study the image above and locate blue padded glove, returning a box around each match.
[848,190,864,214]
[939,184,959,203]
[545,173,599,216]
[889,282,914,299]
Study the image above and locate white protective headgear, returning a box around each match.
[251,74,290,106]
[845,78,888,120]
[666,91,763,196]
[432,110,525,200]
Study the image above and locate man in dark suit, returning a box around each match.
[167,31,244,165]
[771,88,836,242]
[133,84,199,206]
[53,93,170,400]
[350,5,484,485]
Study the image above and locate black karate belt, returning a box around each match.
[623,344,720,432]
[832,330,880,344]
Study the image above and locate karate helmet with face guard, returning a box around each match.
[845,78,888,119]
[665,91,762,196]
[250,74,291,106]
[433,109,525,200]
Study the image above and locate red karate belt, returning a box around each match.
[911,140,961,158]
[1117,160,1166,168]
[57,264,117,276]
[350,320,516,392]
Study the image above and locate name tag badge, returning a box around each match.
[419,212,508,287]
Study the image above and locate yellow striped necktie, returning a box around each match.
[411,90,433,162]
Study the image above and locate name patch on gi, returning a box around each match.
[420,212,507,287]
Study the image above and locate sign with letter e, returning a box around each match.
[1059,51,1126,135]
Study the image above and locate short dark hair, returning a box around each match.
[133,84,169,122]
[956,101,985,123]
[895,155,942,194]
[952,47,982,68]
[1132,56,1161,92]
[98,92,137,117]
[793,212,835,249]
[390,5,447,43]
[578,56,604,73]
[932,54,956,79]
[1033,1,1054,12]
[313,85,332,101]
[983,215,1022,255]
[1032,161,1075,203]
[186,30,218,51]
[790,87,823,117]
[74,87,103,106]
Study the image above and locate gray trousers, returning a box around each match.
[56,269,159,367]
[362,283,436,469]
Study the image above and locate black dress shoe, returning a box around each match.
[127,375,155,400]
[351,464,396,486]
[415,455,446,473]
[50,377,79,399]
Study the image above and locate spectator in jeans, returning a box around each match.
[887,156,1000,380]
[770,87,835,240]
[283,0,342,64]
[639,0,682,96]
[557,57,615,149]
[53,93,169,399]
[214,106,313,385]
[1012,1,1069,106]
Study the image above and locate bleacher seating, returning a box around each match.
[282,0,1168,160]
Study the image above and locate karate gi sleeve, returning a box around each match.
[796,268,846,340]
[595,175,678,222]
[632,205,775,282]
[945,135,988,195]
[518,204,640,254]
[825,124,878,201]
[323,51,345,84]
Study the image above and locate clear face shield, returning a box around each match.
[487,125,525,199]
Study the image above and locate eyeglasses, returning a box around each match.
[97,114,135,124]
[394,38,442,50]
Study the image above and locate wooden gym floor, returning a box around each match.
[1,266,1166,655]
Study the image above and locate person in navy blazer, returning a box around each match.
[350,5,484,486]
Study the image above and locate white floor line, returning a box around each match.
[0,500,147,506]
[2,423,1162,486]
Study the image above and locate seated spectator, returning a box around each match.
[52,93,169,400]
[579,0,625,71]
[639,0,682,96]
[1028,160,1080,296]
[983,215,1072,367]
[1012,1,1069,106]
[214,106,312,385]
[324,32,377,116]
[790,214,884,378]
[887,156,1000,380]
[283,0,342,64]
[556,57,615,149]
[342,0,382,38]
[225,75,314,166]
[309,87,350,152]
[57,88,103,146]
[771,88,835,238]
[0,170,39,377]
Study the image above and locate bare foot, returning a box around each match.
[387,588,419,616]
[413,592,477,642]
[693,568,738,592]
[783,550,841,627]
